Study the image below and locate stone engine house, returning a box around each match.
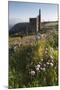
[9,9,58,35]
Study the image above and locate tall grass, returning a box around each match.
[9,31,58,88]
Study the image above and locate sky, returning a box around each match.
[8,1,59,25]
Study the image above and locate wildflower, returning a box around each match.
[47,62,49,65]
[35,64,40,71]
[36,64,40,68]
[45,48,48,51]
[51,59,54,63]
[50,55,53,60]
[40,67,43,70]
[41,58,43,61]
[30,70,35,76]
[50,63,53,67]
[36,67,40,71]
[39,62,41,64]
[44,64,46,67]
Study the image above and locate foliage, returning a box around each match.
[9,31,58,88]
[46,31,58,48]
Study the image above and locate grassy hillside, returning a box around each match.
[9,30,58,88]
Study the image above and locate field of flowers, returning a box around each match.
[9,31,58,88]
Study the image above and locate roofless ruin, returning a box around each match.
[9,9,58,36]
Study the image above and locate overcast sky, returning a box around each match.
[8,1,59,24]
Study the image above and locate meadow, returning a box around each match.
[9,30,58,88]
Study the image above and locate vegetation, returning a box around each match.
[9,31,58,88]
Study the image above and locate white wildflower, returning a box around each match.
[50,63,53,67]
[51,59,54,63]
[40,67,43,70]
[46,48,48,51]
[50,55,53,59]
[39,62,41,64]
[44,64,46,67]
[36,64,40,68]
[41,58,43,61]
[36,67,40,71]
[30,70,35,76]
[47,62,49,65]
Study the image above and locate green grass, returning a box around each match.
[9,31,58,88]
[9,35,36,47]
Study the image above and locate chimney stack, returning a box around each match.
[39,9,41,31]
[36,9,41,33]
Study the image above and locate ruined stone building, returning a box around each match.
[9,9,58,35]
